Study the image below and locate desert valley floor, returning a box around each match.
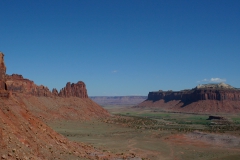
[48,105,240,160]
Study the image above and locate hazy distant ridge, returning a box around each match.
[90,96,147,106]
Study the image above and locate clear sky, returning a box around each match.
[0,0,240,96]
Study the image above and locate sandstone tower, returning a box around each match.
[0,52,9,97]
[0,52,7,90]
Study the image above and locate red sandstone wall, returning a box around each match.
[6,74,88,98]
[148,89,240,103]
[58,81,88,98]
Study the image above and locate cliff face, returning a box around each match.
[0,53,6,90]
[59,81,88,98]
[137,84,240,113]
[5,73,107,120]
[6,74,88,98]
[148,89,240,103]
[0,52,10,97]
[6,74,52,97]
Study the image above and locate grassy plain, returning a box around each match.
[48,105,240,160]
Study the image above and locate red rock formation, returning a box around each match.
[4,75,108,121]
[6,74,52,97]
[0,52,10,97]
[6,75,88,98]
[147,88,240,103]
[0,53,6,89]
[137,84,240,113]
[52,88,58,96]
[59,81,88,98]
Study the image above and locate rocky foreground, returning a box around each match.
[137,83,240,113]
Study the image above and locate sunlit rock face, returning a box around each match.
[148,83,240,102]
[6,75,88,98]
[136,83,240,114]
[0,52,7,90]
[58,81,88,98]
[0,52,10,97]
[6,74,53,97]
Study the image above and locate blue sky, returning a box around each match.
[0,0,240,96]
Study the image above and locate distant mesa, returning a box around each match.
[136,83,240,113]
[148,83,240,102]
[90,96,148,106]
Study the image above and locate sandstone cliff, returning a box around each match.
[5,74,109,120]
[59,81,88,98]
[6,74,52,97]
[0,52,10,97]
[148,88,240,103]
[137,84,240,113]
[6,74,88,98]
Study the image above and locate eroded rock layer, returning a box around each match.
[148,88,240,102]
[137,84,240,113]
[0,52,10,97]
[6,74,88,98]
[59,81,88,98]
[6,74,52,97]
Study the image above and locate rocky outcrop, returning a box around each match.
[59,81,88,98]
[148,85,240,103]
[52,88,58,96]
[0,52,10,97]
[137,83,240,113]
[0,52,6,90]
[6,75,88,98]
[6,74,52,97]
